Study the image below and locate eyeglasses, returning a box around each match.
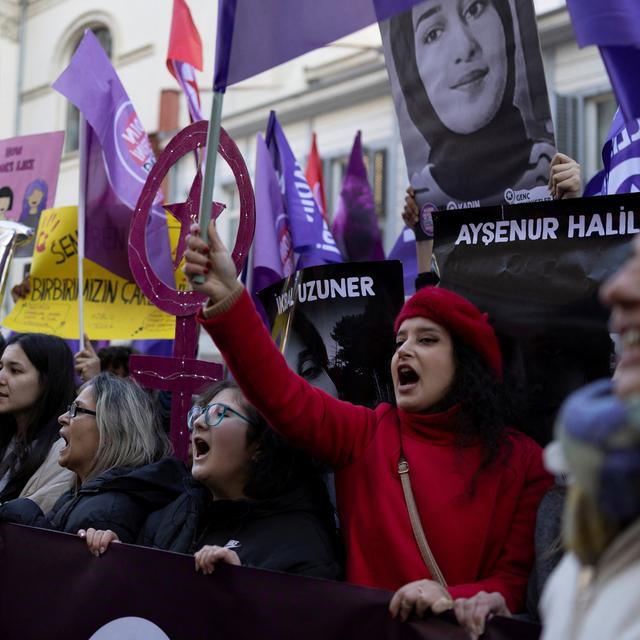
[187,402,254,432]
[67,402,97,419]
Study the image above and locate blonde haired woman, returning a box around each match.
[0,373,186,542]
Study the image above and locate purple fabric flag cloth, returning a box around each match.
[332,131,385,262]
[585,108,640,196]
[387,227,417,297]
[265,112,342,269]
[566,0,640,121]
[52,30,174,286]
[214,0,425,91]
[251,133,294,297]
[131,339,174,357]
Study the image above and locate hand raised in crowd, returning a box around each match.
[402,186,419,230]
[10,275,30,302]
[74,334,101,383]
[78,528,120,556]
[453,591,510,640]
[548,152,581,199]
[389,579,454,622]
[184,221,239,304]
[194,545,241,575]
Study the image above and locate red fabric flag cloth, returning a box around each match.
[305,132,329,223]
[167,0,203,73]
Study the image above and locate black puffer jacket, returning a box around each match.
[0,457,188,543]
[140,480,343,580]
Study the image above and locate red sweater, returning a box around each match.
[198,289,553,611]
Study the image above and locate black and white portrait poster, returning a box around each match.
[258,261,404,408]
[380,0,556,212]
[433,192,640,444]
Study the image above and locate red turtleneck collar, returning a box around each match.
[397,404,463,445]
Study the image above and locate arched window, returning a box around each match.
[64,26,113,153]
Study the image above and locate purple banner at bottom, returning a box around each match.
[0,523,540,640]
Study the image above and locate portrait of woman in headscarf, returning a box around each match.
[386,0,556,209]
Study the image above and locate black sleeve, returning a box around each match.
[414,271,440,290]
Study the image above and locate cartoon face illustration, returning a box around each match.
[0,187,14,219]
[28,188,44,214]
[21,179,49,220]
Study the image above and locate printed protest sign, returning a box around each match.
[3,207,182,340]
[0,131,64,257]
[258,261,404,407]
[433,192,640,444]
[380,0,555,213]
[0,523,541,640]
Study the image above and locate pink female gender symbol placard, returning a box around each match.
[128,120,255,459]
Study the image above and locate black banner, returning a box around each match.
[258,261,405,407]
[434,193,639,443]
[0,523,540,640]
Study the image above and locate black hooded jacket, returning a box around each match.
[0,457,188,543]
[139,480,343,580]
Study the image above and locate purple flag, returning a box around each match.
[265,112,342,269]
[53,31,174,285]
[590,109,640,195]
[332,131,385,262]
[566,0,640,121]
[214,0,425,91]
[388,227,417,297]
[251,133,294,298]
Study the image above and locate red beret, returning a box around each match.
[394,287,503,379]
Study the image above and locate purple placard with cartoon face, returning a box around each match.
[0,131,64,257]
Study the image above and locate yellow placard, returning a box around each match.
[3,206,184,340]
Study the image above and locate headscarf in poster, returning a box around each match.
[380,0,556,213]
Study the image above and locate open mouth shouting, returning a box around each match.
[192,436,211,461]
[397,365,420,392]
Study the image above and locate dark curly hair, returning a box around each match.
[430,338,518,494]
[195,380,331,503]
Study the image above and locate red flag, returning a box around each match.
[167,0,203,72]
[305,132,329,223]
[167,0,203,122]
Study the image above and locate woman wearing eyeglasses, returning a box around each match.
[0,373,186,543]
[83,380,342,579]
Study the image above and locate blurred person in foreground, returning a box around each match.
[538,235,640,639]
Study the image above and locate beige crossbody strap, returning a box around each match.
[398,452,448,587]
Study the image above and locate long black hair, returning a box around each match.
[0,333,76,502]
[389,0,532,200]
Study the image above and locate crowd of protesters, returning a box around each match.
[0,151,638,640]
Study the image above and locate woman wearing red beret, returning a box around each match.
[184,221,551,638]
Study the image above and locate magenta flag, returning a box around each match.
[52,30,173,285]
[332,131,385,262]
